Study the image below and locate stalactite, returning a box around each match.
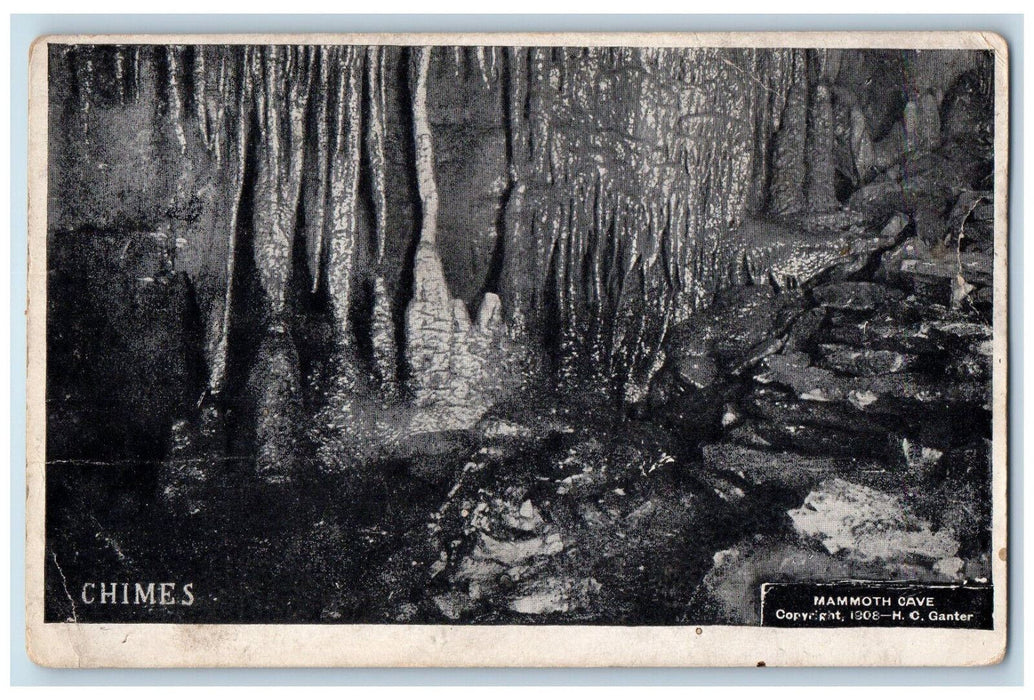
[204,47,252,396]
[475,46,490,85]
[528,48,552,183]
[500,46,532,337]
[193,48,210,150]
[366,45,389,267]
[130,47,142,104]
[52,42,876,425]
[77,48,93,137]
[324,47,364,335]
[164,46,188,156]
[212,51,228,166]
[412,46,439,249]
[305,47,331,293]
[769,50,809,215]
[113,49,126,105]
[364,49,398,398]
[251,46,311,317]
[746,50,771,215]
[452,46,463,77]
[806,82,837,212]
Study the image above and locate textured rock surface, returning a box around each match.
[816,344,915,376]
[51,46,966,435]
[702,443,884,492]
[45,46,995,625]
[789,478,961,565]
[405,242,514,432]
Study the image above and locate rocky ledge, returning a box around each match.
[325,185,993,623]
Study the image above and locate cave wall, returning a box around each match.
[45,44,991,461]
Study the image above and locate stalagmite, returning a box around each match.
[251,322,303,484]
[849,104,876,182]
[404,46,515,428]
[371,276,399,398]
[406,46,455,407]
[918,91,942,152]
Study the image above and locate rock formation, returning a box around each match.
[44,45,996,624]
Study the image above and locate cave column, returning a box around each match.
[406,46,458,409]
[403,47,509,432]
[248,46,311,484]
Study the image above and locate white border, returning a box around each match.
[24,30,1010,668]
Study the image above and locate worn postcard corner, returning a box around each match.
[26,30,1008,668]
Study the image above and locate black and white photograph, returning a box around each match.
[26,33,1008,666]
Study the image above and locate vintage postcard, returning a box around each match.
[26,31,1009,667]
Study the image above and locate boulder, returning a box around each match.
[894,436,945,476]
[702,443,884,491]
[711,287,803,368]
[878,236,932,286]
[508,577,572,615]
[926,320,992,345]
[717,215,901,291]
[812,281,902,312]
[756,351,987,412]
[500,499,546,533]
[741,387,891,435]
[825,316,944,355]
[788,478,961,566]
[782,307,827,352]
[722,422,776,450]
[733,419,886,459]
[433,591,475,620]
[816,343,915,376]
[890,253,993,306]
[666,285,792,374]
[941,68,993,141]
[755,351,844,401]
[675,354,720,390]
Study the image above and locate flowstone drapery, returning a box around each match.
[47,44,989,473]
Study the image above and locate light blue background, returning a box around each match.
[9,13,1024,686]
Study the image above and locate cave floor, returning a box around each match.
[44,268,992,624]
